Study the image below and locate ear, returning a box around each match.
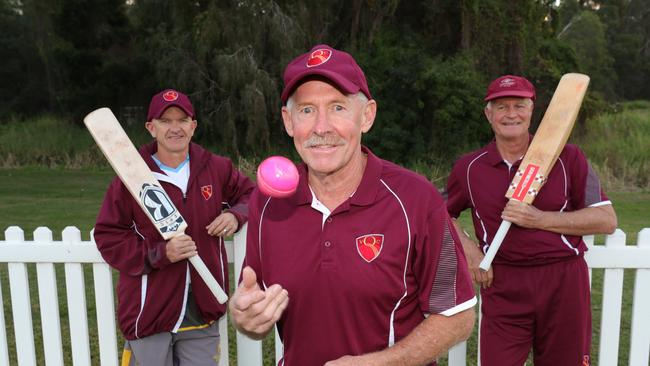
[145,121,156,137]
[484,105,492,123]
[281,106,294,137]
[360,99,377,133]
[188,119,197,137]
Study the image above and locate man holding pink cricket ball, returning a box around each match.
[230,44,477,366]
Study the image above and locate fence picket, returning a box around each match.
[6,226,37,366]
[0,257,9,366]
[62,226,92,366]
[629,228,650,366]
[34,227,64,366]
[597,229,626,366]
[233,228,265,365]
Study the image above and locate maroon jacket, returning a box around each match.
[94,141,254,339]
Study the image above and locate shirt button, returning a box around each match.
[324,241,331,247]
[326,217,333,223]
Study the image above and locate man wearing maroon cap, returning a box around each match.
[446,75,617,365]
[229,44,476,365]
[94,89,255,365]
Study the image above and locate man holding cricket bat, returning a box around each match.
[229,44,476,366]
[94,89,254,365]
[446,75,617,365]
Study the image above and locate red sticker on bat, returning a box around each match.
[512,164,539,201]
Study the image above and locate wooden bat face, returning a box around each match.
[505,73,590,204]
[84,108,187,239]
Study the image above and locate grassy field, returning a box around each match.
[1,167,648,365]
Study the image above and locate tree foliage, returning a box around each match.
[2,0,648,164]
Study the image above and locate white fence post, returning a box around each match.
[629,228,650,366]
[232,223,265,365]
[62,226,92,366]
[6,226,37,366]
[597,229,626,366]
[0,248,9,366]
[90,230,119,366]
[34,227,65,366]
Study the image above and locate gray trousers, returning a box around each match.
[122,321,220,366]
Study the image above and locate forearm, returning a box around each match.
[537,205,617,236]
[357,309,475,365]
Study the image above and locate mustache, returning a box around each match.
[303,135,345,148]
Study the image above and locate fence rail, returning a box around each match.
[1,226,649,365]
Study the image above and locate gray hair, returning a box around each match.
[485,98,533,110]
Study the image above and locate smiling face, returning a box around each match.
[281,80,376,181]
[484,97,534,142]
[145,106,197,158]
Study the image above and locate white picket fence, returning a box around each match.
[0,226,649,366]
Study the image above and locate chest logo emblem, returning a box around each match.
[201,185,213,200]
[356,234,384,263]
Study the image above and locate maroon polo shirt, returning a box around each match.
[244,147,476,366]
[447,139,611,265]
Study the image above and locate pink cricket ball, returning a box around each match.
[256,156,299,198]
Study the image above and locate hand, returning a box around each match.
[206,212,238,237]
[229,267,289,338]
[501,200,544,229]
[165,234,197,263]
[463,242,493,289]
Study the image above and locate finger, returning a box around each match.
[254,291,289,333]
[241,266,258,290]
[247,286,288,330]
[233,288,266,311]
[487,269,494,287]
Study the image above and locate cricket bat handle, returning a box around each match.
[188,255,229,304]
[479,220,512,271]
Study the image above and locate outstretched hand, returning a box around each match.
[229,266,289,339]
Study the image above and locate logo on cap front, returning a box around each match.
[356,234,384,263]
[499,78,516,88]
[163,90,179,101]
[306,49,332,67]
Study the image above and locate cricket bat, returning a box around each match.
[479,73,590,271]
[84,107,228,303]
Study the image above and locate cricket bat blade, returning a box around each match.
[84,107,228,303]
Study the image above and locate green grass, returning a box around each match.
[0,167,115,236]
[0,167,648,365]
[573,105,650,190]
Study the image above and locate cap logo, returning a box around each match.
[306,49,332,67]
[162,90,179,101]
[356,234,384,263]
[499,78,516,88]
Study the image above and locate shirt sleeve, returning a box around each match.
[568,146,610,209]
[446,162,471,219]
[221,158,256,229]
[414,200,476,316]
[93,178,171,275]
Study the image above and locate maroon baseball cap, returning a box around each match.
[147,89,195,121]
[281,44,372,104]
[484,75,536,102]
